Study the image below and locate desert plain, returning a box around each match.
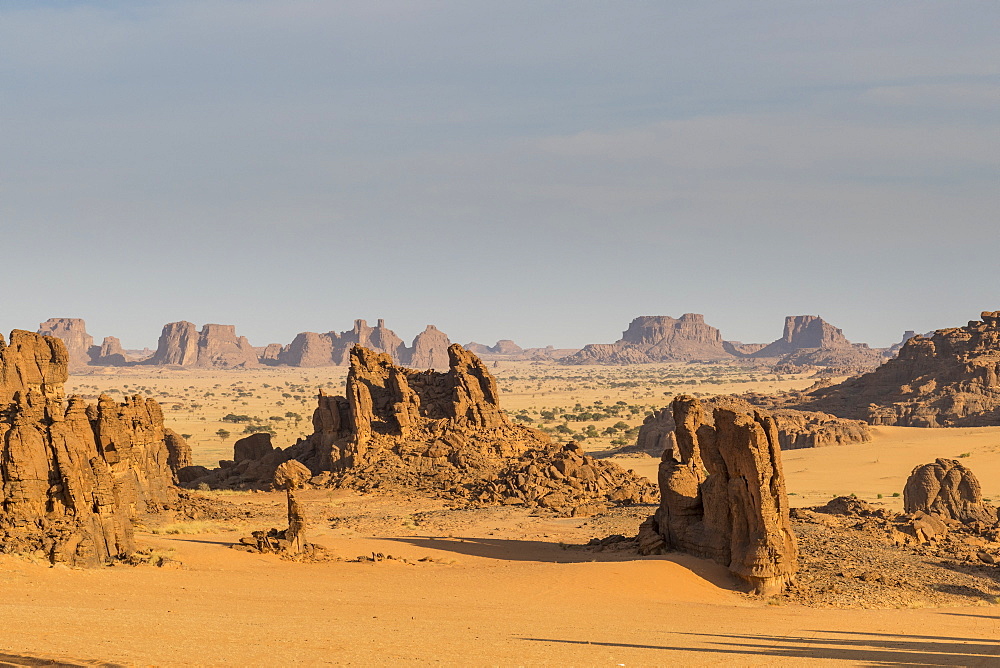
[0,362,994,666]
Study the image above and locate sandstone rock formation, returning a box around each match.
[408,325,452,370]
[903,459,998,525]
[37,318,94,369]
[164,429,193,475]
[464,340,526,357]
[750,315,885,375]
[146,321,259,368]
[90,336,130,366]
[642,395,798,594]
[565,314,733,364]
[802,311,1000,426]
[627,395,870,456]
[0,330,178,565]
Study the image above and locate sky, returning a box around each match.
[1,1,998,350]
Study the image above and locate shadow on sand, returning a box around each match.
[521,628,1000,665]
[382,535,739,587]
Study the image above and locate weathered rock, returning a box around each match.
[37,318,94,369]
[646,395,798,594]
[187,344,550,498]
[802,311,1000,426]
[233,433,274,463]
[164,429,193,475]
[408,325,452,370]
[565,314,733,364]
[0,330,177,565]
[90,336,130,366]
[146,321,259,368]
[267,319,411,367]
[903,458,998,524]
[626,395,870,455]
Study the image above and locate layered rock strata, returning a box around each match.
[641,395,798,594]
[628,395,870,456]
[903,459,998,525]
[802,311,1000,426]
[0,330,178,565]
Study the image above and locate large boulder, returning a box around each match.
[903,458,998,524]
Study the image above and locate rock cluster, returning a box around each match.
[235,460,322,557]
[263,320,454,370]
[146,321,259,369]
[475,442,658,515]
[640,395,798,594]
[802,311,1000,426]
[565,314,733,364]
[627,395,870,456]
[0,330,178,565]
[903,458,998,525]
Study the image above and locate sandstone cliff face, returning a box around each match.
[643,395,798,594]
[565,314,733,364]
[37,318,94,369]
[752,316,851,357]
[146,322,259,368]
[408,325,452,370]
[628,395,870,456]
[802,311,1000,426]
[0,331,177,565]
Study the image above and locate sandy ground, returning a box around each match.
[1,490,999,666]
[1,363,989,665]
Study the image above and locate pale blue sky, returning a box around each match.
[2,1,998,349]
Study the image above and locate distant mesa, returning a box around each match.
[145,321,259,369]
[564,314,732,364]
[38,318,135,368]
[748,315,886,376]
[800,310,1000,427]
[463,339,578,361]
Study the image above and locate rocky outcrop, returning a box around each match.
[627,395,870,456]
[186,344,550,493]
[751,315,885,375]
[464,340,526,357]
[642,395,798,594]
[802,311,1000,426]
[408,325,452,370]
[0,330,177,565]
[37,318,94,369]
[90,336,130,366]
[565,314,733,364]
[903,459,997,525]
[146,321,259,368]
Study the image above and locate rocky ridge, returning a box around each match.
[801,310,1000,426]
